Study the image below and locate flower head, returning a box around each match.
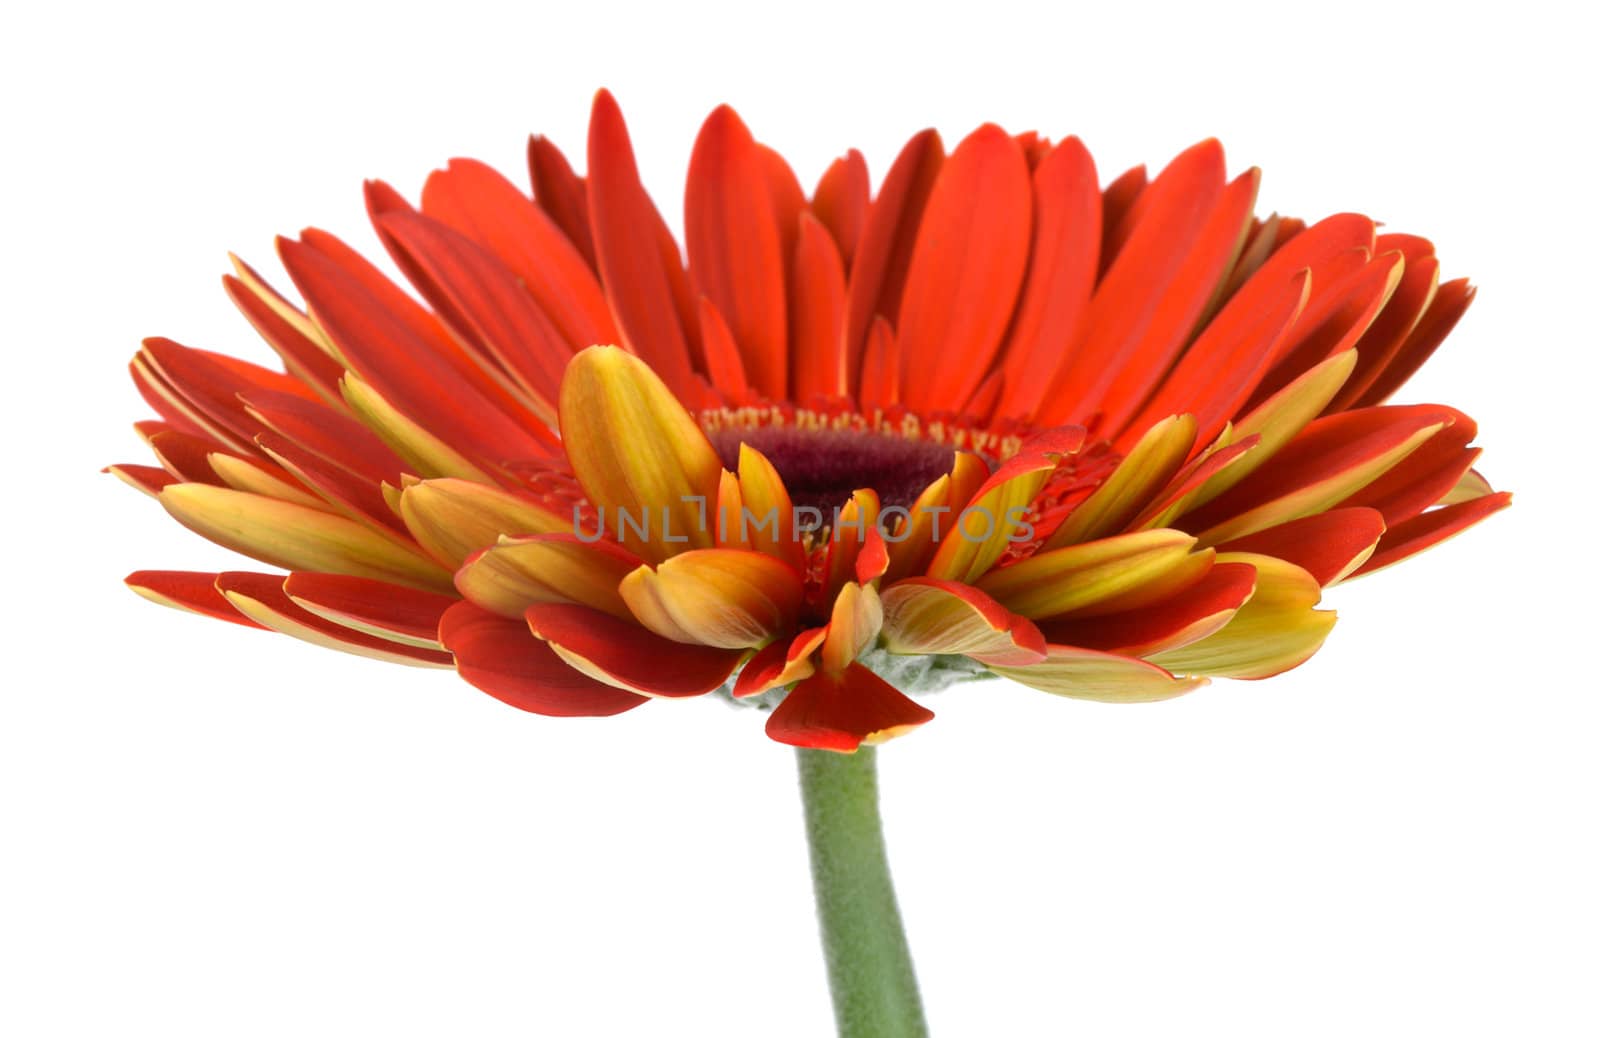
[113,89,1508,751]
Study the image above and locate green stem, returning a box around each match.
[796,746,928,1038]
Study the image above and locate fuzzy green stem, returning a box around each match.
[796,746,928,1038]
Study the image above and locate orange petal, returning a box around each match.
[995,137,1100,420]
[925,430,1082,583]
[897,124,1033,411]
[418,157,616,352]
[843,129,944,390]
[1046,414,1197,548]
[789,213,850,401]
[812,149,869,269]
[686,105,789,398]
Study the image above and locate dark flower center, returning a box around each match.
[704,421,958,520]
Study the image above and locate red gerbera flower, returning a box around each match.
[112,88,1508,753]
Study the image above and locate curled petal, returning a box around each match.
[455,534,642,620]
[734,627,828,698]
[879,578,1045,666]
[399,478,568,569]
[558,345,724,562]
[1149,553,1337,679]
[619,548,804,649]
[765,663,935,752]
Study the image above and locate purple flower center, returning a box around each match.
[706,424,957,520]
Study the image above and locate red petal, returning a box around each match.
[1353,492,1511,576]
[278,236,557,462]
[376,209,573,413]
[524,602,741,698]
[222,268,345,403]
[420,158,617,353]
[1216,508,1387,585]
[527,134,598,270]
[284,572,456,644]
[1095,167,1261,436]
[1038,561,1257,656]
[439,601,647,716]
[126,570,264,628]
[842,129,945,391]
[765,663,935,751]
[1037,139,1226,427]
[1352,279,1476,407]
[1327,234,1440,411]
[215,571,453,665]
[585,89,698,392]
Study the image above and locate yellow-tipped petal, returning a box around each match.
[1046,414,1197,548]
[399,478,569,568]
[559,345,723,563]
[619,548,803,649]
[160,484,453,593]
[990,647,1207,703]
[1194,418,1447,546]
[736,444,806,570]
[820,582,884,674]
[455,535,640,620]
[1181,350,1359,514]
[977,528,1200,619]
[1149,552,1336,679]
[927,452,1059,584]
[221,578,450,668]
[341,373,493,482]
[1441,468,1494,505]
[207,452,327,509]
[879,578,1046,666]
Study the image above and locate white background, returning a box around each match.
[3,2,1595,1035]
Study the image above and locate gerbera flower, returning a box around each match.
[112,88,1508,753]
